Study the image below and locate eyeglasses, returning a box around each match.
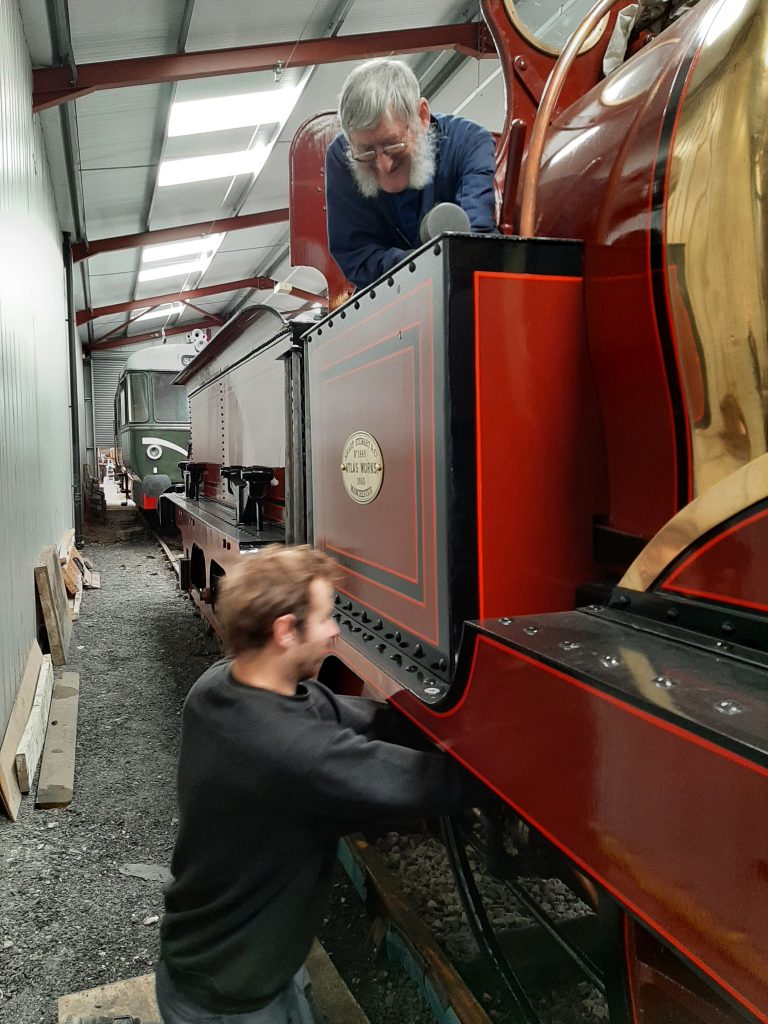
[350,129,410,164]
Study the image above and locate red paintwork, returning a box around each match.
[334,629,768,1022]
[531,2,729,538]
[172,2,765,1016]
[142,495,158,511]
[474,271,607,617]
[265,467,286,525]
[289,113,352,309]
[202,464,221,501]
[659,507,768,613]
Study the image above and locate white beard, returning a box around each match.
[347,124,437,199]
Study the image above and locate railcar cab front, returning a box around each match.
[113,344,196,512]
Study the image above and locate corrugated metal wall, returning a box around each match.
[91,356,126,447]
[0,2,74,735]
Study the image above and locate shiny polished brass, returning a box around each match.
[621,453,768,592]
[664,0,768,499]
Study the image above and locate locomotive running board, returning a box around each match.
[161,492,284,550]
[382,611,768,1023]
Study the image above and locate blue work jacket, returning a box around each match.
[325,113,496,288]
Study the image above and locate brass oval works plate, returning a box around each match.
[340,431,384,504]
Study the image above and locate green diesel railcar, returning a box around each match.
[114,344,196,510]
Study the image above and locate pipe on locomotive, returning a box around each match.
[519,0,622,237]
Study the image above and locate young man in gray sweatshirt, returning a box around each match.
[156,544,484,1024]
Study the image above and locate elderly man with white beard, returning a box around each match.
[325,58,497,289]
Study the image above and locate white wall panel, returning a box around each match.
[0,1,71,736]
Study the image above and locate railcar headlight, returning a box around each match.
[146,444,163,461]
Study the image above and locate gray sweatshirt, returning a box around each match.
[160,659,483,1013]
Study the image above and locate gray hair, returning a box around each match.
[339,59,422,138]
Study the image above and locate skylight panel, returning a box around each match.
[142,234,225,263]
[138,259,208,283]
[168,88,299,136]
[158,146,268,187]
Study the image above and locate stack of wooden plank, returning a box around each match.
[56,530,101,622]
[0,534,96,819]
[0,641,80,818]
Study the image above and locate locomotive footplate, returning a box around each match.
[161,492,284,549]
[389,609,768,1022]
[482,609,768,764]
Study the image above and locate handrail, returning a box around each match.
[519,0,624,237]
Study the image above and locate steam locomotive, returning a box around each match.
[162,1,768,1020]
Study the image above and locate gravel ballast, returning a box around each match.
[0,521,450,1024]
[0,520,218,1023]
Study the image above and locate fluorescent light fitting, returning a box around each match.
[168,88,299,137]
[142,233,225,264]
[158,146,268,187]
[135,304,185,322]
[138,259,207,282]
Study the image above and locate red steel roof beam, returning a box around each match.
[180,300,224,324]
[77,277,326,326]
[71,209,289,262]
[34,23,494,110]
[87,318,217,353]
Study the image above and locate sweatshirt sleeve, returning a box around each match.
[325,141,409,288]
[315,685,440,750]
[285,718,486,824]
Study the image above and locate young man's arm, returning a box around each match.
[314,683,435,749]
[287,714,488,824]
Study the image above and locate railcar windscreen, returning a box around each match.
[152,372,190,423]
[127,375,149,423]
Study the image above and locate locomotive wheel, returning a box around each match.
[440,812,633,1023]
